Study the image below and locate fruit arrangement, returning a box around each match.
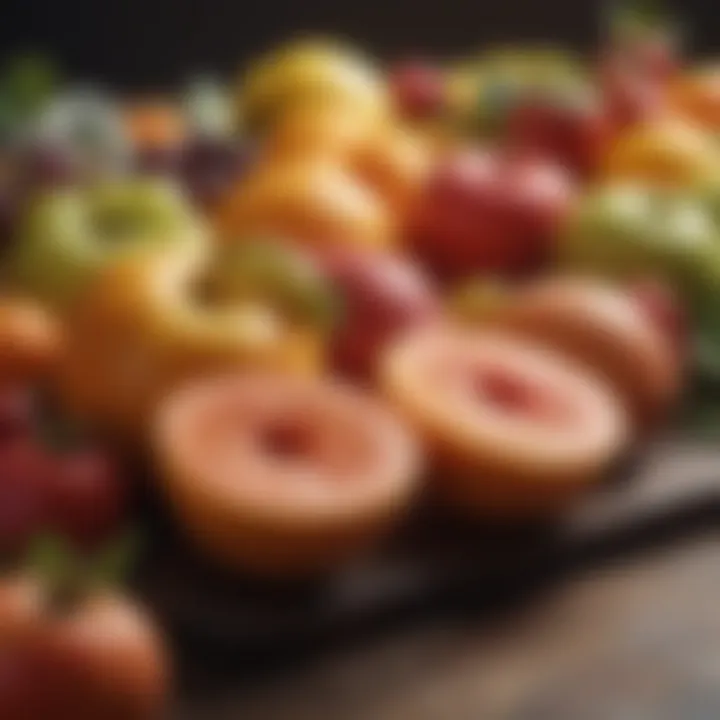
[1,2,720,714]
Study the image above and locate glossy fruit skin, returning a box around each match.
[46,449,126,549]
[507,96,609,179]
[603,118,720,187]
[57,245,324,438]
[317,247,441,379]
[488,277,683,430]
[153,373,422,577]
[560,184,719,296]
[0,439,50,555]
[381,327,628,519]
[240,38,389,132]
[13,178,206,311]
[124,100,187,154]
[0,575,169,720]
[178,137,250,209]
[214,157,394,251]
[0,298,63,383]
[667,67,720,131]
[410,148,574,281]
[389,60,447,120]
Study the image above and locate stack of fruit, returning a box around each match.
[0,2,719,714]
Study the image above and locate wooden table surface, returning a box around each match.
[175,529,720,719]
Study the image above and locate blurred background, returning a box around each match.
[0,0,716,89]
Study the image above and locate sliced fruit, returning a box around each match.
[153,373,422,577]
[489,277,684,430]
[56,246,324,438]
[381,327,629,519]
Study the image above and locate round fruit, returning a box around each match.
[57,245,324,437]
[124,100,187,154]
[381,327,628,519]
[604,118,720,186]
[410,148,574,280]
[0,386,35,441]
[316,247,440,379]
[46,449,126,549]
[667,66,720,130]
[240,38,388,131]
[0,439,50,555]
[262,99,379,163]
[488,277,683,430]
[0,298,62,383]
[0,574,169,720]
[214,157,394,250]
[178,137,249,209]
[389,60,448,120]
[153,372,422,577]
[352,125,434,217]
[13,178,206,310]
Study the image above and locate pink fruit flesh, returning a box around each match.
[474,367,572,425]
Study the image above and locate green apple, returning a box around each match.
[12,178,207,310]
[560,182,720,297]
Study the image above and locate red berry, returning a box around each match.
[0,439,50,555]
[46,449,126,549]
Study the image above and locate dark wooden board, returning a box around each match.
[137,434,720,660]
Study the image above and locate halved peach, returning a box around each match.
[488,277,683,431]
[381,327,629,519]
[153,373,422,577]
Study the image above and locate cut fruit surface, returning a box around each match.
[153,372,422,576]
[381,326,629,519]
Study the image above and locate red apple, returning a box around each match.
[389,60,447,120]
[410,148,574,281]
[316,247,441,379]
[507,95,609,179]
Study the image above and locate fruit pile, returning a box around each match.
[0,2,718,714]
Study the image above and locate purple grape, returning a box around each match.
[179,137,251,207]
[135,145,182,178]
[16,143,78,193]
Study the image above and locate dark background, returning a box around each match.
[0,0,714,90]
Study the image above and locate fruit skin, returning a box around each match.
[265,104,433,217]
[46,448,126,550]
[667,67,720,131]
[0,574,169,720]
[316,247,441,379]
[56,244,324,438]
[410,148,574,281]
[487,277,683,430]
[240,38,389,132]
[153,372,421,577]
[381,326,628,519]
[0,298,62,383]
[13,178,207,311]
[0,439,50,556]
[389,60,448,121]
[560,184,719,297]
[214,157,394,251]
[507,95,610,179]
[124,100,187,154]
[603,118,720,187]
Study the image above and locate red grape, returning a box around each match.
[46,449,126,549]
